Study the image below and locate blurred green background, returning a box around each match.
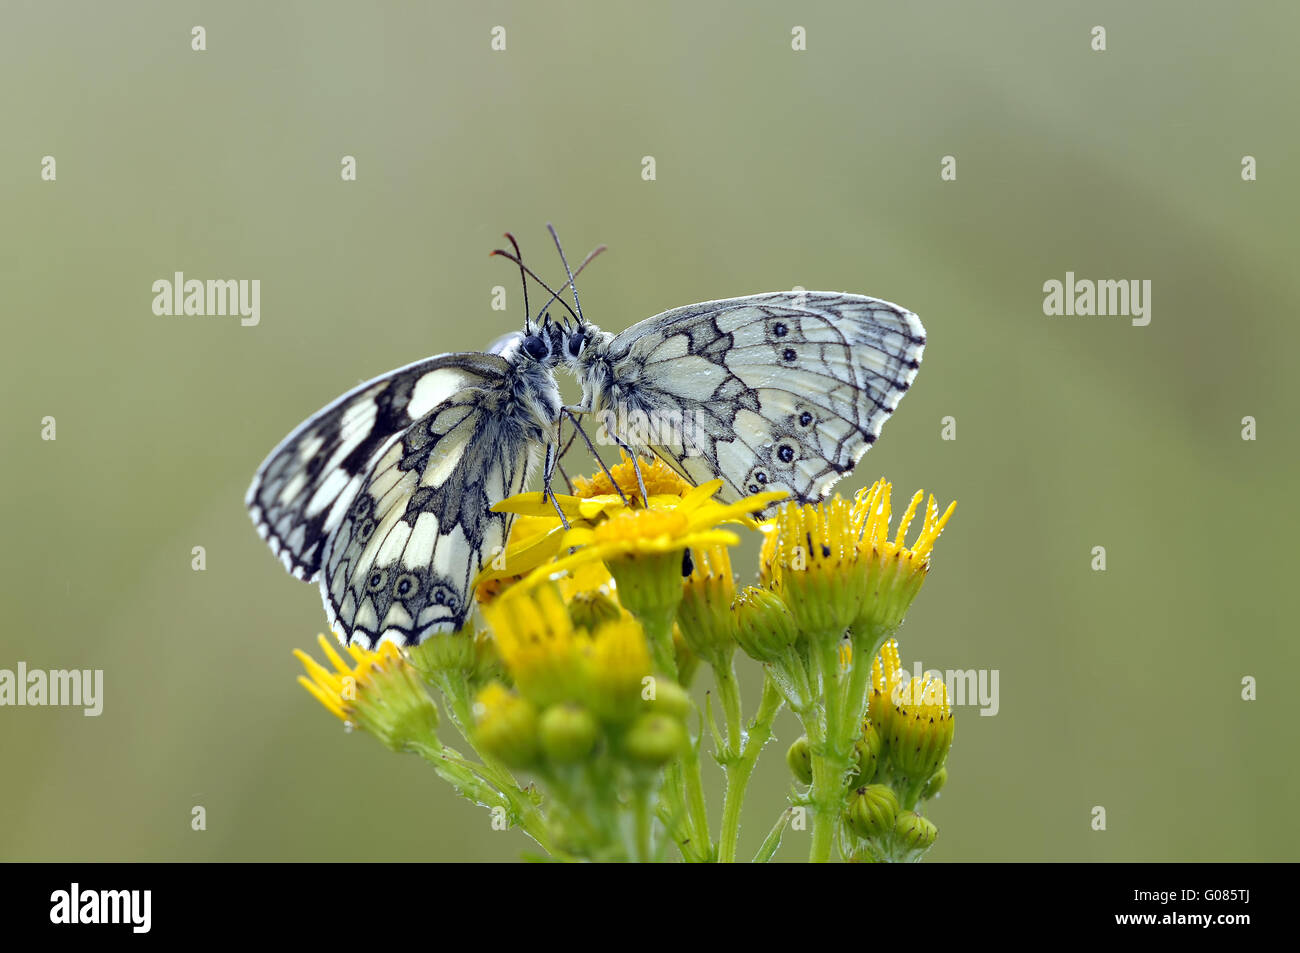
[2,1,1296,862]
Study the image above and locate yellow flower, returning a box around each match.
[474,514,569,601]
[481,582,655,723]
[760,496,866,637]
[480,458,706,599]
[676,544,737,666]
[481,583,586,707]
[587,614,654,722]
[294,634,438,750]
[572,453,694,503]
[868,638,905,733]
[540,479,781,581]
[887,675,954,784]
[851,479,956,632]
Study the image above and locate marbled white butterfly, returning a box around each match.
[247,227,925,647]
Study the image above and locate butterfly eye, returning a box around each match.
[522,335,549,360]
[568,331,586,357]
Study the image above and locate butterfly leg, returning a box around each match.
[559,407,631,508]
[542,440,571,530]
[606,432,650,507]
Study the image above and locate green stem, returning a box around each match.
[836,625,881,761]
[647,608,680,679]
[428,670,557,856]
[807,633,851,862]
[632,783,653,863]
[679,726,713,861]
[713,658,744,755]
[718,672,784,863]
[409,738,558,857]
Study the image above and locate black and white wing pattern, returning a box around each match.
[591,292,925,505]
[247,352,538,646]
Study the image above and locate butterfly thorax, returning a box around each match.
[500,349,564,439]
[560,325,617,412]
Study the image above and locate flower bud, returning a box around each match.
[733,586,800,662]
[887,676,954,784]
[845,784,899,840]
[621,712,687,766]
[786,736,813,785]
[677,545,738,665]
[472,682,540,768]
[921,766,947,800]
[538,702,600,763]
[645,677,693,719]
[850,719,883,787]
[568,590,623,631]
[894,811,938,852]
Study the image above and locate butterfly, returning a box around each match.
[247,227,925,648]
[560,291,925,507]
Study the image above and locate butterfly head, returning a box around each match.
[563,324,591,359]
[516,312,567,367]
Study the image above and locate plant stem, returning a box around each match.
[807,633,851,862]
[409,738,558,857]
[632,783,654,863]
[679,726,713,861]
[718,672,784,863]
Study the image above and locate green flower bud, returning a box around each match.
[921,766,947,800]
[473,682,540,768]
[646,677,693,719]
[786,736,813,785]
[850,719,883,787]
[732,586,800,662]
[538,703,599,763]
[621,712,687,766]
[568,590,623,631]
[677,545,738,666]
[894,811,938,852]
[845,784,899,840]
[408,627,477,677]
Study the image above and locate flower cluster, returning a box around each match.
[788,638,955,862]
[293,455,957,863]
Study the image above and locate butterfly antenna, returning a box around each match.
[489,247,581,327]
[531,241,607,333]
[548,223,585,331]
[502,232,530,334]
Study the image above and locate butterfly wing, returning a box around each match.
[246,348,519,577]
[594,292,925,504]
[318,372,537,647]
